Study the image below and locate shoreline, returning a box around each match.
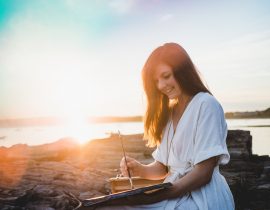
[0,115,269,128]
[1,130,270,157]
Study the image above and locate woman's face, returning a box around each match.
[154,63,182,99]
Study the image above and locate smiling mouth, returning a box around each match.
[165,87,173,94]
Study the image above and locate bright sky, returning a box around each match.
[0,0,270,119]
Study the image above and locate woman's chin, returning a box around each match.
[167,95,178,100]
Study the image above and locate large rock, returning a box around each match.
[0,131,269,210]
[221,130,270,210]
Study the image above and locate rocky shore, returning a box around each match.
[0,130,269,210]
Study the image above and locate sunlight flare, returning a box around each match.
[63,115,90,144]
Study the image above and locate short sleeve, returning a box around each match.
[151,121,170,165]
[152,146,166,165]
[193,96,230,165]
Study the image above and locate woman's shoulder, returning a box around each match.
[194,92,222,110]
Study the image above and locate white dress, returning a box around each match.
[97,92,235,210]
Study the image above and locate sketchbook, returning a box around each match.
[81,182,172,208]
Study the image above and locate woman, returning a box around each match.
[99,43,235,209]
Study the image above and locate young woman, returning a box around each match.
[98,43,235,210]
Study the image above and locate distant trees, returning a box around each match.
[225,107,270,119]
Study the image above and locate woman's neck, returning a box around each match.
[171,93,193,129]
[175,94,193,112]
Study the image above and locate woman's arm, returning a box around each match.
[167,156,218,199]
[120,157,168,180]
[140,160,168,180]
[113,156,218,206]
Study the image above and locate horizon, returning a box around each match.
[1,1,270,119]
[0,104,269,120]
[0,105,269,121]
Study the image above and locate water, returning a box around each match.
[0,119,269,156]
[226,118,270,156]
[0,122,144,147]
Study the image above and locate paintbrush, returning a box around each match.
[118,130,134,189]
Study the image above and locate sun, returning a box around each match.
[63,115,91,144]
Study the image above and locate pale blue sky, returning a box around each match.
[0,0,270,119]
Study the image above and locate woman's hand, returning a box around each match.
[120,156,143,177]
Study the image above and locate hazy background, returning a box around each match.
[1,0,270,119]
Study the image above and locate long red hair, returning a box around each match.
[142,43,211,147]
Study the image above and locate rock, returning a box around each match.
[78,190,102,200]
[0,131,269,210]
[256,184,270,190]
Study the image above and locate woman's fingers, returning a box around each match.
[120,156,130,176]
[120,156,134,167]
[119,156,140,177]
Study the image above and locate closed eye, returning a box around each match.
[163,73,171,79]
[154,73,171,85]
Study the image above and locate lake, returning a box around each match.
[0,119,269,156]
